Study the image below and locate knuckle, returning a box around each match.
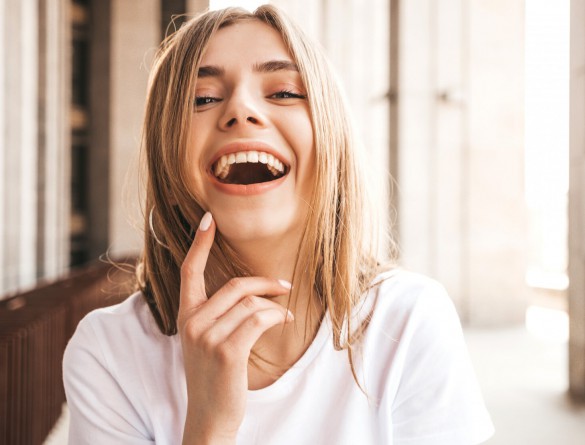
[180,317,200,339]
[180,262,194,280]
[226,277,244,292]
[198,331,218,354]
[215,342,237,364]
[241,295,259,310]
[192,235,206,249]
[248,311,267,328]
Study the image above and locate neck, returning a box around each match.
[226,233,314,312]
[216,231,324,376]
[229,235,298,280]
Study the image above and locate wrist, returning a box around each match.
[185,434,236,445]
[182,422,237,445]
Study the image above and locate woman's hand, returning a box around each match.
[178,212,293,445]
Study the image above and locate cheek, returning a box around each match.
[184,124,209,199]
[295,116,315,180]
[284,110,314,161]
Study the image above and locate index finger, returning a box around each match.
[179,211,215,311]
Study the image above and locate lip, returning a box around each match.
[207,141,291,196]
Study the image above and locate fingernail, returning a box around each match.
[286,310,295,321]
[278,279,292,290]
[199,212,213,231]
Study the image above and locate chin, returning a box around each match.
[213,204,306,248]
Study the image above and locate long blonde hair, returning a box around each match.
[136,4,392,392]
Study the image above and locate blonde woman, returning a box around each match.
[63,5,494,444]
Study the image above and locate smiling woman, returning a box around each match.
[62,5,494,445]
[185,20,315,246]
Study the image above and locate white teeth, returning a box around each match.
[235,152,247,163]
[212,150,286,179]
[247,151,259,163]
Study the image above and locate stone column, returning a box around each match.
[108,0,160,258]
[569,0,585,400]
[0,0,39,294]
[397,0,527,324]
[37,0,71,281]
[186,0,209,14]
[466,0,527,325]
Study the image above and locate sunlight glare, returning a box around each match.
[525,305,569,344]
[209,0,267,11]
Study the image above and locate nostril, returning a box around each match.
[225,116,258,127]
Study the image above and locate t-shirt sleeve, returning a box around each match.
[383,281,494,445]
[63,313,155,445]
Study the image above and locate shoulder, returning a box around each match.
[76,291,160,336]
[367,269,456,325]
[358,269,466,365]
[363,271,494,443]
[63,292,171,378]
[62,292,175,443]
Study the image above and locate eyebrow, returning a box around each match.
[197,59,299,78]
[197,65,224,78]
[253,60,299,73]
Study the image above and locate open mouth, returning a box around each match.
[211,150,289,185]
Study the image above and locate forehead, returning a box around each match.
[201,20,292,66]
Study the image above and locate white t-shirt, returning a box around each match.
[63,270,494,444]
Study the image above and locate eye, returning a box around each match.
[270,90,307,100]
[194,96,221,107]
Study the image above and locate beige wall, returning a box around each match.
[108,0,160,257]
[398,0,527,325]
[0,0,532,329]
[467,0,527,324]
[0,0,70,297]
[569,0,585,400]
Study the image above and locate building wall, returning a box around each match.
[0,0,539,330]
[0,0,70,297]
[467,0,527,324]
[569,0,585,400]
[398,0,527,325]
[0,0,159,296]
[107,0,160,257]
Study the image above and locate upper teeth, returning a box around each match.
[214,151,286,179]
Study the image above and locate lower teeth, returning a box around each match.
[215,163,284,185]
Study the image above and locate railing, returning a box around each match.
[0,260,135,445]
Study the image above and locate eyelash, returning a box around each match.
[270,90,307,100]
[194,96,220,107]
[193,90,307,107]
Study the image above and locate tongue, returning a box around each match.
[225,163,279,185]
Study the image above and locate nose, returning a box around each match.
[219,88,265,131]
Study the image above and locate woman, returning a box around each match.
[63,5,494,444]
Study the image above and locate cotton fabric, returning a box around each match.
[63,270,494,444]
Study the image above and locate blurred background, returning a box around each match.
[1,0,585,444]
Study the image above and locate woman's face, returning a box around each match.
[186,20,315,247]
